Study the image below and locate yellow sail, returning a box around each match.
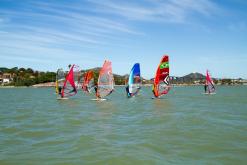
[55,80,59,94]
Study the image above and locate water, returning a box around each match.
[0,86,246,164]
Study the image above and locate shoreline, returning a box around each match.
[0,86,28,88]
[1,84,246,88]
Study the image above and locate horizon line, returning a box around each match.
[0,66,246,80]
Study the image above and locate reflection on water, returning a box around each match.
[57,98,81,108]
[0,86,247,164]
[153,97,172,109]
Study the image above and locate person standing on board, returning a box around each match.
[94,82,100,99]
[58,86,63,98]
[58,86,62,94]
[204,84,207,93]
[126,85,131,97]
[152,84,157,98]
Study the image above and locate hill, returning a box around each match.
[82,67,127,85]
[170,72,206,84]
[183,72,205,79]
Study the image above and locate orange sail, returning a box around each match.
[82,70,94,93]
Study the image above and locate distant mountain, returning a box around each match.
[183,72,205,79]
[0,67,9,73]
[82,67,126,85]
[82,67,150,85]
[170,72,206,84]
[82,68,207,85]
[83,67,101,72]
[83,67,126,77]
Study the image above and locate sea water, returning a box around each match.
[0,86,246,164]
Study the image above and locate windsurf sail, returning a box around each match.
[96,60,114,98]
[61,64,80,98]
[82,70,94,93]
[205,70,215,93]
[126,63,141,97]
[152,55,170,98]
[55,68,65,95]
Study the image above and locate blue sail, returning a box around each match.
[126,63,141,97]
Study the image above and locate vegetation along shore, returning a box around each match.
[1,67,246,87]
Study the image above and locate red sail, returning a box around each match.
[153,55,170,97]
[61,65,77,98]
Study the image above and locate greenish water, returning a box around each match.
[0,86,246,164]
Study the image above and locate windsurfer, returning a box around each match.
[126,85,131,97]
[58,86,64,98]
[152,84,157,98]
[94,85,101,99]
[84,86,88,93]
[94,85,97,93]
[204,84,207,93]
[58,86,62,95]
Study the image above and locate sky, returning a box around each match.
[0,0,247,79]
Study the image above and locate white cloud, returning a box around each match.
[88,0,219,23]
[0,0,145,60]
[0,0,219,54]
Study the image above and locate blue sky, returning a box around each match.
[0,0,246,79]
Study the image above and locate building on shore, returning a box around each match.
[0,72,14,85]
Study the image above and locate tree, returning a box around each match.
[221,79,232,85]
[9,67,18,74]
[68,64,71,69]
[19,68,26,72]
[26,68,34,74]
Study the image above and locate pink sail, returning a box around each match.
[61,65,79,98]
[205,70,215,93]
[96,60,114,98]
